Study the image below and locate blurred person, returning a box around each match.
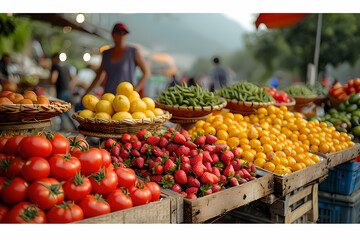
[84,23,150,95]
[209,57,229,92]
[49,52,77,130]
[77,64,96,89]
[196,74,211,91]
[268,71,283,88]
[0,54,10,84]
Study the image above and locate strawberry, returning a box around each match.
[184,135,191,141]
[174,170,187,184]
[212,184,222,193]
[214,143,227,153]
[203,144,217,154]
[205,134,218,144]
[140,144,148,154]
[173,133,186,144]
[212,167,221,178]
[160,174,175,188]
[203,151,213,163]
[155,157,162,163]
[221,151,234,166]
[176,145,190,157]
[167,143,179,155]
[171,183,182,193]
[155,165,164,175]
[148,161,155,169]
[184,141,197,150]
[248,163,256,172]
[229,177,239,186]
[152,146,165,157]
[205,189,212,196]
[187,175,200,188]
[130,135,138,143]
[204,162,212,173]
[169,156,176,162]
[121,134,131,143]
[239,178,248,184]
[180,130,189,136]
[180,191,187,197]
[164,159,176,173]
[194,136,206,148]
[140,154,147,159]
[105,138,116,149]
[111,156,119,164]
[131,149,140,157]
[232,159,242,171]
[124,142,132,151]
[117,162,126,168]
[168,128,175,133]
[220,175,227,184]
[158,137,169,148]
[131,159,136,167]
[163,132,172,139]
[231,147,240,158]
[200,172,218,185]
[140,169,150,178]
[141,140,146,145]
[137,130,152,140]
[223,164,235,177]
[189,149,199,158]
[111,145,120,157]
[185,187,199,195]
[186,193,197,199]
[250,176,257,181]
[180,156,190,164]
[241,168,252,179]
[236,170,244,179]
[192,153,203,165]
[150,175,163,183]
[211,153,219,163]
[180,162,192,174]
[192,162,204,177]
[132,141,142,150]
[146,136,160,146]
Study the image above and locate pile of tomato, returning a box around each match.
[0,132,160,223]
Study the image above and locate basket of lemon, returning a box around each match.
[72,82,172,136]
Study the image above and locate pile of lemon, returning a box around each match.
[80,82,164,120]
[189,105,355,175]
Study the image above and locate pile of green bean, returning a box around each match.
[158,82,223,107]
[215,81,274,102]
[284,85,316,97]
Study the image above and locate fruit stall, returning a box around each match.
[1,78,360,224]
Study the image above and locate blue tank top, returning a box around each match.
[103,46,137,94]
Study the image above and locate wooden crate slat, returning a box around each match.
[286,200,312,224]
[288,184,313,206]
[307,183,319,223]
[327,144,360,168]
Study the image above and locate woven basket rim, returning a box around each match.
[226,99,276,106]
[0,100,71,113]
[274,97,296,106]
[290,95,318,99]
[72,110,172,126]
[154,98,227,112]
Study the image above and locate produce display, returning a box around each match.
[329,78,360,100]
[188,105,354,175]
[215,82,275,102]
[263,87,291,103]
[308,93,360,137]
[0,131,161,223]
[307,82,329,97]
[283,85,316,97]
[103,129,257,199]
[157,82,223,107]
[0,90,50,105]
[80,82,164,120]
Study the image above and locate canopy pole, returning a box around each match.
[313,13,323,85]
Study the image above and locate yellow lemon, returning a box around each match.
[142,97,155,111]
[94,112,111,120]
[116,82,134,98]
[129,91,141,102]
[82,94,99,111]
[113,95,130,112]
[101,93,115,102]
[130,99,147,113]
[112,112,133,120]
[79,109,95,118]
[95,100,114,115]
[154,108,164,116]
[132,112,147,119]
[145,110,156,118]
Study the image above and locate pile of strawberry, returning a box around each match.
[104,128,257,199]
[0,132,161,224]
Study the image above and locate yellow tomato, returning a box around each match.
[206,115,216,123]
[224,112,234,120]
[260,136,271,145]
[234,114,244,122]
[217,130,229,141]
[264,162,276,172]
[249,139,262,149]
[228,128,241,138]
[254,158,266,168]
[227,137,240,148]
[215,140,227,145]
[204,126,216,136]
[292,163,303,172]
[319,143,330,154]
[195,120,206,129]
[216,123,228,132]
[263,144,273,153]
[255,152,267,159]
[242,151,255,162]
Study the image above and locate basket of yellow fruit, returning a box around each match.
[72,82,172,136]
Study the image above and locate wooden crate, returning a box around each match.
[75,188,183,224]
[273,159,327,197]
[326,144,360,168]
[183,169,274,223]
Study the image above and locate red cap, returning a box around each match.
[112,23,129,34]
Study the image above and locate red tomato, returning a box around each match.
[68,136,89,155]
[0,176,5,194]
[63,172,92,202]
[73,148,103,176]
[1,177,29,205]
[107,163,115,171]
[5,156,25,178]
[89,167,118,195]
[48,154,81,181]
[18,136,52,159]
[4,135,25,156]
[21,157,50,182]
[78,194,111,218]
[0,202,9,223]
[106,188,133,211]
[128,181,152,206]
[44,133,71,156]
[0,136,10,153]
[348,79,354,88]
[144,182,161,202]
[99,149,111,168]
[46,201,84,223]
[114,167,137,188]
[0,153,10,176]
[2,202,46,223]
[355,78,360,87]
[28,178,65,210]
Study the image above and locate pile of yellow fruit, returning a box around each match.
[80,82,164,120]
[189,105,355,175]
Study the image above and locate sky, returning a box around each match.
[224,13,257,32]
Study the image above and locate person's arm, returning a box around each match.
[134,49,151,92]
[84,59,106,95]
[49,70,59,85]
[69,71,77,90]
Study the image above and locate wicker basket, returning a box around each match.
[72,110,172,135]
[154,98,227,118]
[225,99,275,115]
[274,97,296,111]
[313,96,329,105]
[329,95,344,109]
[292,95,317,107]
[0,100,71,123]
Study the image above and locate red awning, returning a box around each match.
[255,13,310,29]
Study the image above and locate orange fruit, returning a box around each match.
[264,162,276,172]
[254,158,266,168]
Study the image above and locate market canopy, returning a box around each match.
[255,13,310,29]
